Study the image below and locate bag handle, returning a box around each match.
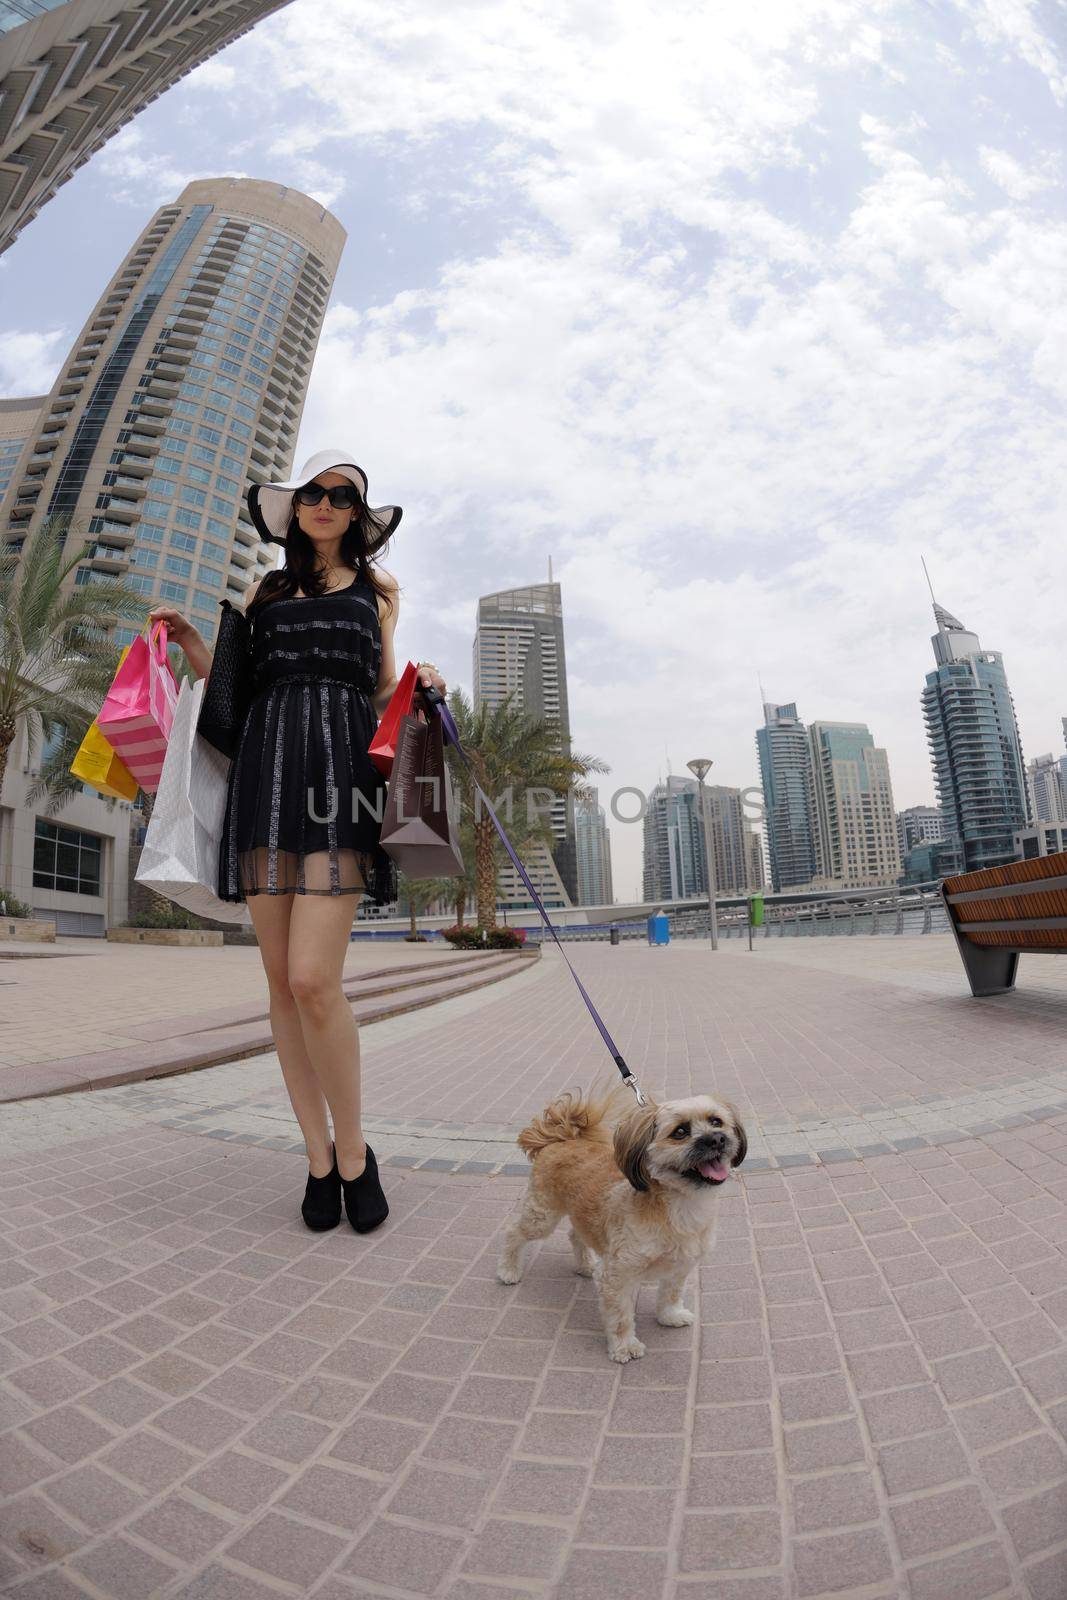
[419,685,646,1106]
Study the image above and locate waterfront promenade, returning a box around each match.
[1,935,1066,1597]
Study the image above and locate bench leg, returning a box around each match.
[958,939,1019,998]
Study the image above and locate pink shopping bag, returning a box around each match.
[96,619,179,793]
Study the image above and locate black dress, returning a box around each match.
[217,575,397,905]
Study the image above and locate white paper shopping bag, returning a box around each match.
[135,678,251,926]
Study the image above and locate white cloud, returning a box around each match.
[0,329,67,397]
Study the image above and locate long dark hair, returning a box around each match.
[246,500,396,620]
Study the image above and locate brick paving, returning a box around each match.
[1,938,1066,1596]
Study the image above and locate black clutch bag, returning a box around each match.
[197,598,253,759]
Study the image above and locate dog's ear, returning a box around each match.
[614,1103,659,1192]
[721,1100,748,1168]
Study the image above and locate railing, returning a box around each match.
[518,893,950,943]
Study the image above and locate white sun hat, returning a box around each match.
[247,449,402,551]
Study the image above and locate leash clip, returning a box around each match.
[621,1071,648,1108]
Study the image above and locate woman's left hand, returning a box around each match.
[417,662,447,697]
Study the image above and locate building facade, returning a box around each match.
[3,178,343,648]
[574,787,613,907]
[807,721,901,889]
[756,701,817,893]
[473,581,576,913]
[0,177,344,930]
[642,776,763,902]
[921,603,1028,876]
[1026,748,1067,825]
[1015,822,1067,861]
[896,803,944,862]
[0,0,292,254]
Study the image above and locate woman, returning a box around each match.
[149,449,446,1235]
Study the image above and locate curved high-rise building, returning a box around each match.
[2,177,345,648]
[921,602,1028,875]
[0,0,292,254]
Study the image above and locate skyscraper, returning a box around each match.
[575,787,613,906]
[756,702,817,892]
[921,602,1028,875]
[641,777,762,901]
[807,721,901,889]
[473,580,577,911]
[1027,751,1067,824]
[2,178,344,648]
[896,803,944,862]
[0,0,292,254]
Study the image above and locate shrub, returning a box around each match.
[440,924,526,950]
[125,901,204,930]
[0,889,33,919]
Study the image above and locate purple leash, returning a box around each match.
[419,686,647,1107]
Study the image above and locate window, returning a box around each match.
[240,383,260,402]
[174,508,201,530]
[220,454,244,477]
[139,522,165,544]
[147,478,175,497]
[179,381,203,399]
[165,555,192,578]
[202,539,227,562]
[33,819,101,896]
[248,357,269,375]
[211,494,234,516]
[187,466,212,486]
[219,359,242,377]
[174,400,199,419]
[198,336,222,352]
[156,456,182,475]
[192,445,217,466]
[130,549,158,570]
[194,587,218,609]
[235,316,255,333]
[228,419,251,439]
[225,339,248,357]
[212,376,235,395]
[144,498,172,519]
[204,522,229,543]
[215,474,239,496]
[233,402,256,422]
[203,407,227,427]
[170,530,197,553]
[198,426,222,446]
[159,580,188,603]
[166,418,193,437]
[181,486,206,508]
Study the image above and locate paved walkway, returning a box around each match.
[1,937,1066,1597]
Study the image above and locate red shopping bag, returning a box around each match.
[369,659,420,777]
[96,619,179,793]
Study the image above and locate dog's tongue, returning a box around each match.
[699,1159,729,1182]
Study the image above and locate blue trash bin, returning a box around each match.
[647,912,669,946]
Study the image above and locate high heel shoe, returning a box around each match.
[340,1143,389,1234]
[301,1144,342,1231]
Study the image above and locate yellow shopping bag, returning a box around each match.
[70,721,140,800]
[70,646,140,801]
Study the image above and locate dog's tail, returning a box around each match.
[516,1079,633,1160]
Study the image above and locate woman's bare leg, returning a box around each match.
[286,883,367,1180]
[245,887,334,1177]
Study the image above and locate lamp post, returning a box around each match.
[687,758,719,950]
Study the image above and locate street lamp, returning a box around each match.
[687,757,719,950]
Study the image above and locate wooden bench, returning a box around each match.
[942,850,1067,996]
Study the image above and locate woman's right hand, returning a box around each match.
[147,605,197,651]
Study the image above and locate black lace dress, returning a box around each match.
[217,575,397,905]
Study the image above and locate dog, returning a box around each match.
[495,1082,747,1362]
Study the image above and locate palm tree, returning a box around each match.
[2,516,155,808]
[443,687,608,929]
[399,872,455,940]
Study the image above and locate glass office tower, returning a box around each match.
[921,603,1028,875]
[1,177,345,648]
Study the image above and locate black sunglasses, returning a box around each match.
[294,483,361,510]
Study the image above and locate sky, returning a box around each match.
[2,0,1065,900]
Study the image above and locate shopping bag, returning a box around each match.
[97,619,179,793]
[70,648,140,800]
[368,659,420,777]
[70,720,140,801]
[381,709,465,878]
[135,677,251,925]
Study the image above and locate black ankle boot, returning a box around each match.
[302,1144,342,1231]
[340,1144,389,1234]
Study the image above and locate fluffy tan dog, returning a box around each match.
[496,1082,747,1363]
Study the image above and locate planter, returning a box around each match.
[107,928,224,947]
[0,919,56,943]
